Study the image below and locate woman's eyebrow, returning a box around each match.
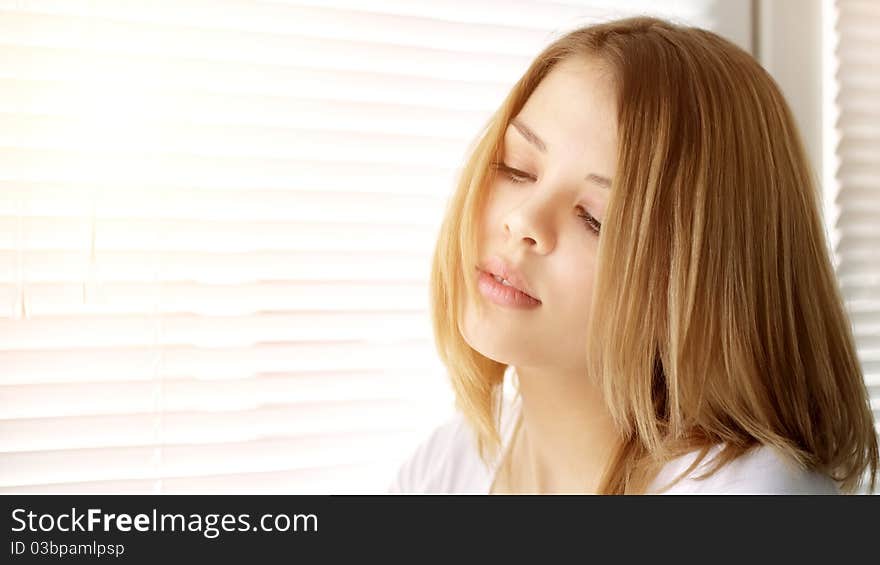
[511,118,547,153]
[585,173,612,189]
[509,118,613,190]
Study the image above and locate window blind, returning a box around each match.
[829,0,880,492]
[0,0,750,493]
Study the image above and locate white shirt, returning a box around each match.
[388,391,841,494]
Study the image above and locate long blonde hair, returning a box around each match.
[428,16,878,494]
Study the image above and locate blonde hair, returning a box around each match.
[428,16,878,494]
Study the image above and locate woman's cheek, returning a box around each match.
[568,266,598,304]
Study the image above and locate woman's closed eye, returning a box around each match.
[490,161,602,236]
[491,160,533,184]
[576,206,601,234]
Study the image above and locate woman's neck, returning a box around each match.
[505,365,623,494]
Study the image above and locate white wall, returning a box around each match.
[754,0,825,197]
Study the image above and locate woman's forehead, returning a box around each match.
[511,61,618,147]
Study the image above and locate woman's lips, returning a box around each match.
[477,269,542,309]
[478,255,540,301]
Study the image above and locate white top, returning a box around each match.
[388,390,841,495]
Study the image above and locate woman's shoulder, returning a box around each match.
[653,444,842,494]
[387,396,520,494]
[386,409,485,493]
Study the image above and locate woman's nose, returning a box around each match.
[503,198,557,255]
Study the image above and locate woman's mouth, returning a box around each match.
[476,269,542,309]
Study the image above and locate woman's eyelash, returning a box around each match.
[491,161,531,184]
[490,161,602,235]
[577,207,602,235]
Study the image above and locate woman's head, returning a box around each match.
[429,16,878,493]
[460,54,617,377]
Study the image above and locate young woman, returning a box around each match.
[389,16,878,494]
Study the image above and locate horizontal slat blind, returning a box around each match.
[832,0,880,482]
[0,0,747,493]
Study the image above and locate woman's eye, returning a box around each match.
[491,161,532,184]
[577,206,602,235]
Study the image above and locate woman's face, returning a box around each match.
[461,55,618,373]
